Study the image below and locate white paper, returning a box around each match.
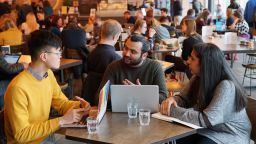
[202,26,213,37]
[224,32,238,44]
[152,112,202,129]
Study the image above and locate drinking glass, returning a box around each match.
[86,117,97,134]
[127,102,138,118]
[139,109,151,126]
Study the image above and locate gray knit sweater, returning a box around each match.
[171,78,251,144]
[99,58,168,103]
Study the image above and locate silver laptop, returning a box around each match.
[111,85,159,113]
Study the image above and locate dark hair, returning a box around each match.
[187,43,247,112]
[233,10,244,21]
[146,9,154,18]
[66,21,80,29]
[51,15,62,27]
[124,11,131,15]
[187,9,195,16]
[159,16,169,23]
[160,8,168,13]
[28,30,62,61]
[126,34,150,54]
[43,0,51,7]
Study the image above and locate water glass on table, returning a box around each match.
[127,102,138,118]
[87,117,98,134]
[139,109,151,126]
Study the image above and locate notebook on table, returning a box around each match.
[61,80,110,128]
[111,85,159,113]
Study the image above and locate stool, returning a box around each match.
[242,64,256,96]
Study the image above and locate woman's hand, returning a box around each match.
[160,96,177,116]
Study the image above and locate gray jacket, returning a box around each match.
[171,78,251,144]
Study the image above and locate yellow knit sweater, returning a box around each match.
[4,69,80,143]
[0,28,23,46]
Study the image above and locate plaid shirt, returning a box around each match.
[235,20,249,35]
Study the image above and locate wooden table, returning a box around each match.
[18,55,82,83]
[203,36,256,68]
[58,59,82,83]
[152,47,180,54]
[65,112,196,144]
[152,46,180,60]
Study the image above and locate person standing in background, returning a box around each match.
[226,8,234,29]
[43,0,53,18]
[160,8,172,23]
[192,0,203,17]
[228,0,240,10]
[213,4,224,23]
[173,0,183,26]
[244,0,256,35]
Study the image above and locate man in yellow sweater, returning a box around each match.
[4,30,90,143]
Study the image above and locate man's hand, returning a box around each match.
[75,96,91,110]
[122,79,141,85]
[59,106,87,125]
[160,97,177,116]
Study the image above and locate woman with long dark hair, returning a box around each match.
[160,43,251,144]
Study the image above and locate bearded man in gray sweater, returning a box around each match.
[97,34,168,104]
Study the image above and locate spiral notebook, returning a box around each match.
[152,112,202,129]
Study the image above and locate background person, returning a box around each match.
[0,47,28,110]
[0,17,23,46]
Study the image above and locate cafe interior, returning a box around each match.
[0,0,256,143]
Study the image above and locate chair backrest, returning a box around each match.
[10,42,28,54]
[0,110,6,144]
[246,97,256,142]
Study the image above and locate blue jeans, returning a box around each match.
[0,80,10,110]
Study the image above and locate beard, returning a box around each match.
[123,56,143,66]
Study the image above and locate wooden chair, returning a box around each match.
[10,42,29,54]
[0,110,6,144]
[246,97,256,142]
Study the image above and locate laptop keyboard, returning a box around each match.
[61,115,88,128]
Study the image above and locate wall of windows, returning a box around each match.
[214,0,248,10]
[180,0,249,17]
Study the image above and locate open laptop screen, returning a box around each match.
[97,80,110,124]
[111,85,159,113]
[4,55,21,64]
